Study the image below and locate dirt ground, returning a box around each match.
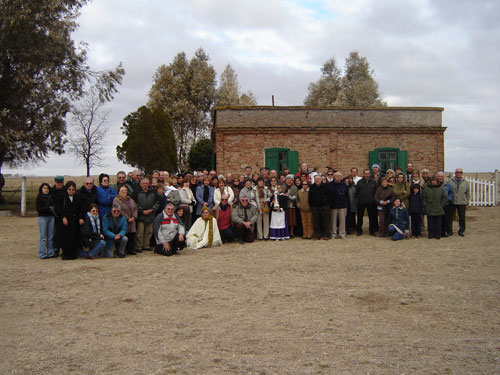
[0,207,499,375]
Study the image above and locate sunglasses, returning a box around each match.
[221,199,228,201]
[85,183,93,186]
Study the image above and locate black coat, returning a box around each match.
[309,183,329,207]
[408,192,424,214]
[77,185,98,220]
[80,214,103,250]
[60,194,81,250]
[36,193,54,216]
[327,181,348,209]
[52,186,67,248]
[355,178,377,205]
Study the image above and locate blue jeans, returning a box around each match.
[388,224,406,241]
[77,240,106,258]
[38,216,55,258]
[103,236,128,258]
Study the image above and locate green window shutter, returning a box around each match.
[288,151,299,175]
[397,150,408,174]
[369,150,378,172]
[265,149,279,171]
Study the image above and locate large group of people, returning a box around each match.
[35,162,470,259]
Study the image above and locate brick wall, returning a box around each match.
[214,107,445,176]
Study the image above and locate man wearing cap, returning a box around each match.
[447,168,470,236]
[52,175,66,257]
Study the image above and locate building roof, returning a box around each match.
[214,106,444,130]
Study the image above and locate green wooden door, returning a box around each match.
[369,147,408,174]
[265,148,299,174]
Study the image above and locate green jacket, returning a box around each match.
[423,184,447,216]
[392,181,410,209]
[448,177,470,205]
[136,189,159,222]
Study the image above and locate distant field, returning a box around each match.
[0,175,117,213]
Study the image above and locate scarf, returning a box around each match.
[201,207,214,247]
[258,185,265,199]
[87,212,100,234]
[219,203,229,211]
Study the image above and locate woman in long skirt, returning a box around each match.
[269,180,289,241]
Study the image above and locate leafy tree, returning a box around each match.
[0,0,124,173]
[304,51,384,107]
[304,57,342,106]
[116,106,177,174]
[239,91,258,106]
[340,51,385,107]
[215,64,257,107]
[148,49,216,170]
[188,138,214,171]
[68,87,109,177]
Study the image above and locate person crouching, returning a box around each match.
[388,198,410,241]
[102,204,128,258]
[153,203,186,256]
[186,206,222,249]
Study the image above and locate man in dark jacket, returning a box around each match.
[125,170,141,199]
[328,172,348,239]
[355,169,378,236]
[51,175,66,256]
[309,174,330,240]
[77,177,98,223]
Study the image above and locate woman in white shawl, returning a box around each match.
[186,206,222,249]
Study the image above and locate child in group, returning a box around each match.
[269,183,290,241]
[388,197,410,241]
[408,183,424,237]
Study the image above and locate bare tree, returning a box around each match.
[68,87,110,176]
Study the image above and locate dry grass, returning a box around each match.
[0,206,499,374]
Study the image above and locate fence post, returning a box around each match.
[495,169,499,205]
[21,176,26,217]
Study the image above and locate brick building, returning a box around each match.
[213,106,445,175]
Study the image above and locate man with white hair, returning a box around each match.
[296,162,309,178]
[154,203,185,256]
[446,168,469,236]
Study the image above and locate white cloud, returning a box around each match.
[4,0,499,176]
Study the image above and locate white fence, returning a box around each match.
[465,173,499,207]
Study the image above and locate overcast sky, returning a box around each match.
[5,0,500,176]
